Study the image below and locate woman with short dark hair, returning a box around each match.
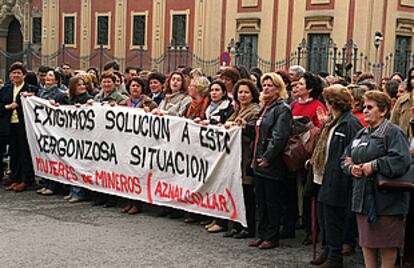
[222,79,260,238]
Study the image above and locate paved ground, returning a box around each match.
[0,188,365,268]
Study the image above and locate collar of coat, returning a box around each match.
[363,118,390,138]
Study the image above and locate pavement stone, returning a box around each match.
[0,189,365,268]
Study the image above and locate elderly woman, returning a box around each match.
[181,76,210,224]
[247,73,291,249]
[341,91,411,268]
[223,79,260,238]
[309,85,362,267]
[153,71,191,116]
[182,76,210,120]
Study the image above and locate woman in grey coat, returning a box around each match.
[341,91,411,268]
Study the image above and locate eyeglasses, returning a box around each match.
[363,104,375,110]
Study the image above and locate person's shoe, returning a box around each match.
[233,229,254,239]
[207,224,224,233]
[64,194,73,200]
[121,204,132,213]
[279,230,296,239]
[37,187,47,194]
[319,259,343,268]
[127,206,140,215]
[223,229,239,238]
[41,189,55,195]
[310,254,327,265]
[68,197,82,203]
[341,244,355,256]
[14,183,28,192]
[5,182,18,191]
[258,240,279,249]
[248,239,264,247]
[205,220,216,229]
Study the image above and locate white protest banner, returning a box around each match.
[22,96,246,226]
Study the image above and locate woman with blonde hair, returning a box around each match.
[247,72,292,249]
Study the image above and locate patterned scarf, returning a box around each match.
[311,113,342,182]
[186,96,209,120]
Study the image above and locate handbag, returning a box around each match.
[376,160,414,192]
[283,116,321,172]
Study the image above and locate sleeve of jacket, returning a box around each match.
[340,127,364,177]
[371,125,411,178]
[262,104,292,163]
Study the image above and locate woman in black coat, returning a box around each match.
[309,85,362,267]
[2,62,38,192]
[247,72,292,249]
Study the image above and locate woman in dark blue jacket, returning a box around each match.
[341,91,411,268]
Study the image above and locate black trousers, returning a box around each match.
[281,174,298,234]
[317,202,346,262]
[230,184,256,235]
[255,175,283,242]
[9,123,34,184]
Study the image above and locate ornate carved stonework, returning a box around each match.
[0,0,27,31]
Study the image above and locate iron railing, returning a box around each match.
[0,40,413,81]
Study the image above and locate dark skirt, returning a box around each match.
[356,214,404,248]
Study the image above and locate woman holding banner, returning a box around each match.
[92,72,126,207]
[62,75,94,203]
[198,80,235,233]
[119,77,157,214]
[247,72,291,249]
[153,71,191,218]
[153,71,191,117]
[181,76,210,224]
[223,79,260,238]
[36,69,69,196]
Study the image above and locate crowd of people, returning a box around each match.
[0,59,414,268]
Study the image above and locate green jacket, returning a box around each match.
[94,89,126,104]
